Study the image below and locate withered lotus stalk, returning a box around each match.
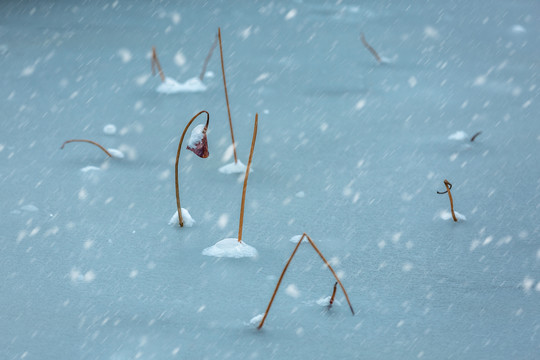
[329,282,338,307]
[437,179,457,222]
[151,46,165,83]
[199,33,218,82]
[175,110,210,227]
[257,233,355,330]
[360,32,382,64]
[60,139,113,158]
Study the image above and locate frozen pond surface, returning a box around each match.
[1,0,539,359]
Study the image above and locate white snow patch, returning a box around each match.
[107,148,125,159]
[205,71,215,78]
[157,77,207,94]
[448,131,468,141]
[187,124,206,148]
[439,210,466,221]
[285,284,301,299]
[103,124,117,135]
[285,9,297,20]
[219,160,249,174]
[202,238,258,258]
[249,313,264,326]
[289,234,307,244]
[168,208,196,227]
[80,166,101,173]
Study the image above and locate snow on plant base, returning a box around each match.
[202,238,258,258]
[168,208,195,227]
[218,159,248,174]
[156,77,207,94]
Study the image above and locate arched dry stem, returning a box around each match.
[199,34,218,82]
[238,114,258,243]
[257,233,355,330]
[437,179,457,222]
[175,110,210,227]
[218,27,238,164]
[360,32,382,64]
[151,46,165,82]
[60,139,113,158]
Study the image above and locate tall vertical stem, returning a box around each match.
[175,110,210,227]
[238,114,258,243]
[199,34,218,82]
[218,27,238,164]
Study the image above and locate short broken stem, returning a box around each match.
[199,34,218,82]
[360,32,382,64]
[60,139,113,158]
[470,131,482,142]
[258,233,355,330]
[175,110,210,227]
[238,114,258,243]
[218,27,238,164]
[329,282,338,307]
[152,46,166,82]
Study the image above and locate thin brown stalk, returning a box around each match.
[238,114,258,243]
[329,282,338,307]
[152,46,165,82]
[470,131,482,142]
[258,233,355,330]
[199,34,218,82]
[175,110,210,227]
[438,179,457,222]
[60,139,113,158]
[218,27,238,164]
[360,32,382,64]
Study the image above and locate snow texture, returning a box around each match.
[439,210,467,221]
[218,160,249,174]
[187,124,206,149]
[103,124,117,135]
[168,208,195,227]
[156,76,207,94]
[202,238,258,258]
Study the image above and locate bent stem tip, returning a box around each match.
[60,139,113,158]
[238,114,258,243]
[470,131,482,142]
[360,32,382,64]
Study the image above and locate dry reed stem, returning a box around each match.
[218,27,238,164]
[438,179,457,222]
[360,32,382,64]
[199,34,218,82]
[257,233,355,330]
[238,114,258,243]
[60,139,113,158]
[329,282,338,307]
[151,46,165,82]
[175,110,210,227]
[470,131,482,142]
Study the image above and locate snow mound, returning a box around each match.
[289,234,308,244]
[168,208,196,227]
[202,238,258,258]
[103,124,117,135]
[218,160,249,174]
[316,296,342,307]
[107,148,125,159]
[439,210,467,221]
[156,76,207,94]
[249,313,264,326]
[448,131,468,141]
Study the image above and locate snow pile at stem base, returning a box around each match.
[107,148,125,159]
[168,208,196,227]
[218,160,249,174]
[202,238,258,258]
[156,77,207,94]
[439,210,467,221]
[316,296,342,307]
[249,314,264,326]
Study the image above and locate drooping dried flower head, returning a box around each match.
[186,124,209,158]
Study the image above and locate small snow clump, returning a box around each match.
[168,208,196,227]
[202,238,258,258]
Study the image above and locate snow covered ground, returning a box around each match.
[1,0,539,359]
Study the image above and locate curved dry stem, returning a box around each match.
[152,46,165,82]
[218,27,238,164]
[238,114,258,243]
[258,233,355,330]
[60,139,113,158]
[175,110,210,227]
[199,34,218,82]
[443,179,458,222]
[360,32,382,64]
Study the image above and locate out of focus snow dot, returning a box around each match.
[355,99,366,110]
[296,327,304,336]
[129,270,138,278]
[117,48,132,63]
[21,64,36,77]
[174,51,186,67]
[254,73,269,83]
[402,262,414,272]
[78,188,88,200]
[522,276,534,292]
[285,9,297,20]
[295,191,305,198]
[408,76,417,88]
[511,25,526,34]
[103,124,117,135]
[423,26,439,39]
[448,131,467,141]
[217,213,229,229]
[171,12,181,24]
[197,305,206,313]
[285,284,301,298]
[83,239,94,250]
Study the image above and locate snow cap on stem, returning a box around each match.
[187,122,209,158]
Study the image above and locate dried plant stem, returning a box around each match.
[151,46,165,82]
[199,34,218,82]
[439,179,458,222]
[175,110,210,227]
[238,114,258,243]
[470,131,482,142]
[258,233,355,330]
[60,139,112,158]
[360,32,381,64]
[329,282,338,307]
[218,27,238,164]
